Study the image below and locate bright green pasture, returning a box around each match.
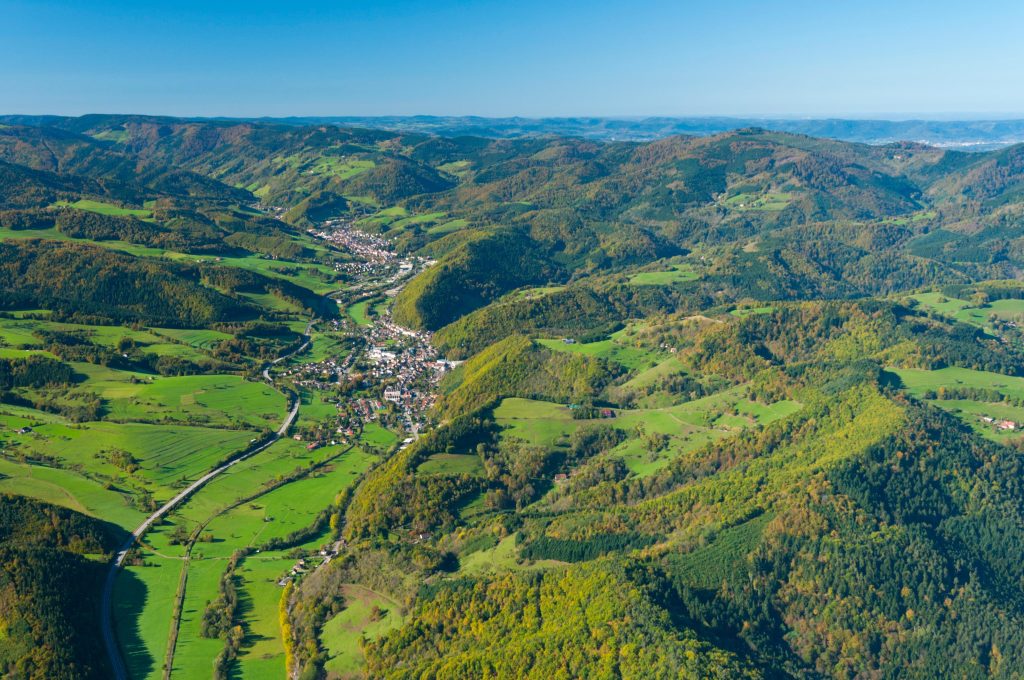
[907,292,972,315]
[4,419,254,490]
[231,556,293,679]
[427,218,469,234]
[494,391,801,477]
[123,446,377,677]
[165,558,226,679]
[321,584,404,677]
[907,293,1024,331]
[195,448,376,557]
[0,316,210,363]
[628,263,699,286]
[347,300,373,325]
[360,422,398,449]
[931,399,1024,442]
[150,327,232,351]
[301,331,350,364]
[499,286,566,303]
[0,456,145,529]
[538,325,664,371]
[54,198,154,219]
[98,373,284,429]
[892,366,1024,400]
[115,551,183,680]
[720,192,793,211]
[417,453,485,476]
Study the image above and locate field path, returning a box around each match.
[101,324,312,680]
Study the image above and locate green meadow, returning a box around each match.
[538,324,666,371]
[53,198,154,219]
[493,389,801,477]
[347,300,373,325]
[628,263,699,286]
[120,446,379,679]
[892,366,1024,442]
[321,584,405,677]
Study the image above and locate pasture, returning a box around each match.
[628,263,699,286]
[99,373,284,429]
[892,366,1024,442]
[120,445,378,678]
[53,198,154,219]
[493,389,801,477]
[321,584,405,677]
[538,326,664,371]
[417,452,485,476]
[347,300,373,325]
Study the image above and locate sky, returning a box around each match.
[3,0,1024,118]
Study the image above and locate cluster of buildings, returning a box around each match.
[980,415,1020,431]
[357,317,450,434]
[313,219,394,263]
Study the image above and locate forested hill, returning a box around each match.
[0,495,125,680]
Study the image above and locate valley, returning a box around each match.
[7,114,1024,678]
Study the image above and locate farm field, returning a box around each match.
[720,191,793,211]
[908,292,1024,330]
[628,263,699,286]
[0,315,216,363]
[891,366,1024,401]
[115,550,183,680]
[231,556,294,679]
[3,419,255,490]
[457,534,566,576]
[98,373,284,429]
[54,198,154,219]
[891,366,1024,441]
[417,452,485,476]
[119,446,379,679]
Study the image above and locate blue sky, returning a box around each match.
[3,0,1023,117]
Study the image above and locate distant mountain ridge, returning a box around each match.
[9,113,1024,149]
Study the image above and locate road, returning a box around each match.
[101,325,311,680]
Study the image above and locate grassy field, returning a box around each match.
[417,452,485,476]
[321,584,405,678]
[231,556,294,679]
[54,198,154,219]
[360,422,398,450]
[115,550,184,680]
[2,418,256,489]
[908,293,1024,332]
[494,390,801,477]
[628,263,699,286]
[347,300,373,326]
[123,445,379,679]
[892,366,1024,400]
[720,192,793,211]
[538,324,665,371]
[892,366,1024,442]
[0,316,216,363]
[98,373,284,429]
[427,218,469,235]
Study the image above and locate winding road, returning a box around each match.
[101,324,312,680]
